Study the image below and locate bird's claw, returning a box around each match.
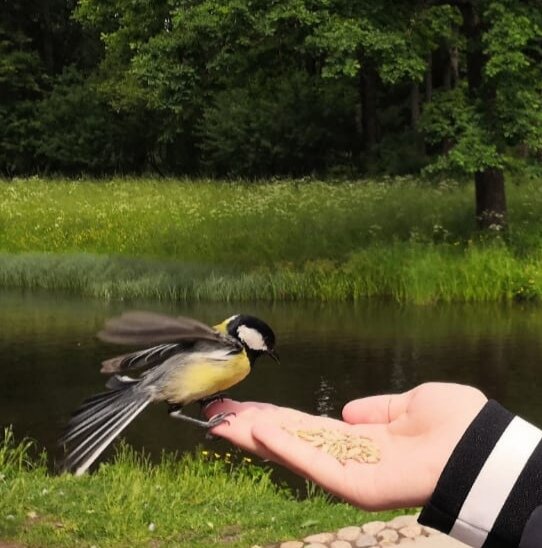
[206,411,236,428]
[168,409,235,429]
[199,393,228,410]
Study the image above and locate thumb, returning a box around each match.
[342,392,411,424]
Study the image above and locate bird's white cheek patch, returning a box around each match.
[237,325,267,351]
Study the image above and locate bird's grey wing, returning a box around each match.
[100,342,188,374]
[101,338,242,375]
[97,311,233,346]
[98,311,242,374]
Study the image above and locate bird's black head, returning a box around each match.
[226,314,279,366]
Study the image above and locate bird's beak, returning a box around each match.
[267,349,280,364]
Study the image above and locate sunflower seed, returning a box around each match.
[284,427,380,465]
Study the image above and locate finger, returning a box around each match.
[342,392,411,425]
[205,403,350,466]
[204,400,277,442]
[203,399,275,419]
[204,401,312,467]
[251,421,354,497]
[208,405,391,507]
[205,400,327,431]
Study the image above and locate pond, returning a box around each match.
[2,289,542,488]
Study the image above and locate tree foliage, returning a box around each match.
[1,0,541,183]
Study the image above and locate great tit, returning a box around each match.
[60,310,278,475]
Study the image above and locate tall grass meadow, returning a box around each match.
[2,176,542,303]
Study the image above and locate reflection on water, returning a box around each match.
[1,289,542,487]
[315,377,336,417]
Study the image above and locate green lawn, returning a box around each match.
[0,430,409,547]
[1,176,542,303]
[0,177,476,265]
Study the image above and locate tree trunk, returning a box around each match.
[443,46,459,90]
[459,2,507,231]
[425,53,433,102]
[475,168,507,230]
[443,57,452,90]
[410,82,420,129]
[39,0,55,73]
[450,46,459,87]
[360,65,378,151]
[461,7,484,94]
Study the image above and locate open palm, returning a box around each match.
[205,382,487,510]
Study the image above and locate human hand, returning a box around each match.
[204,382,487,510]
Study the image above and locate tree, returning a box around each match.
[421,0,542,230]
[1,0,540,198]
[75,0,361,175]
[0,21,44,175]
[0,0,107,175]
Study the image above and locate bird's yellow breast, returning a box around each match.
[161,351,250,404]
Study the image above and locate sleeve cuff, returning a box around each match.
[418,400,542,548]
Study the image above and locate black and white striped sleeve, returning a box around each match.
[418,400,542,548]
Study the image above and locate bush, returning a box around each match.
[199,72,357,177]
[35,68,119,174]
[0,24,44,176]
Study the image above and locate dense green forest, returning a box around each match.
[2,1,542,228]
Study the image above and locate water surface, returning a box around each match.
[2,290,542,485]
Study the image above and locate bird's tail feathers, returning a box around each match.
[60,378,151,476]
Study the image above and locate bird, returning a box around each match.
[59,310,279,476]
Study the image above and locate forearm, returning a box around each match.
[418,400,542,548]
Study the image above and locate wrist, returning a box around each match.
[418,400,542,547]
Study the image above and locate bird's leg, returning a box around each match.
[198,394,230,438]
[168,407,235,429]
[168,403,183,414]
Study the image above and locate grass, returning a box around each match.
[0,430,409,547]
[1,243,541,304]
[0,176,474,266]
[2,176,542,303]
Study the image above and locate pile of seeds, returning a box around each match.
[285,427,380,464]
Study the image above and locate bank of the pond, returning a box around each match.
[0,246,541,304]
[2,177,542,303]
[0,431,408,547]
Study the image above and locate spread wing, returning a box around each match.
[97,311,225,345]
[98,311,241,374]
